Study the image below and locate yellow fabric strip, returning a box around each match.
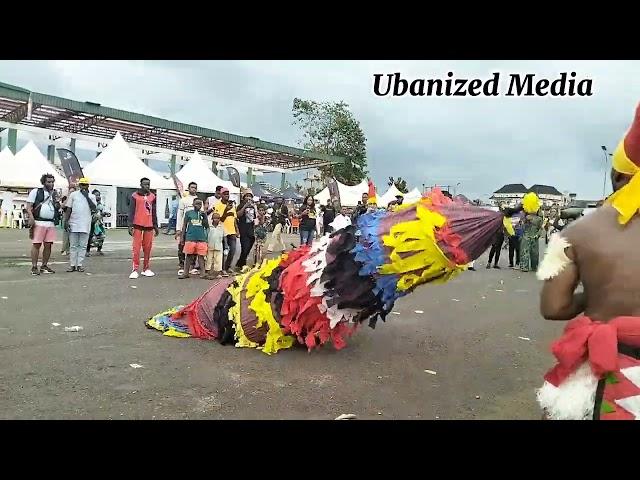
[612,139,639,176]
[146,307,193,338]
[146,317,164,332]
[607,139,640,224]
[245,256,295,355]
[163,329,192,338]
[503,216,515,237]
[227,271,258,349]
[379,204,465,292]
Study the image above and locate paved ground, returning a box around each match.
[0,227,561,419]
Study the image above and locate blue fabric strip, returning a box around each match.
[351,211,405,309]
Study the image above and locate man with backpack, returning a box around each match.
[25,173,61,276]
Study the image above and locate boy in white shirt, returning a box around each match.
[205,212,227,279]
[176,181,199,276]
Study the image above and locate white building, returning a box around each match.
[528,184,565,207]
[489,184,528,207]
[490,183,564,208]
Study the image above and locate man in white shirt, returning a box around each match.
[176,181,199,276]
[64,177,96,273]
[26,173,60,276]
[205,185,223,213]
[329,206,352,232]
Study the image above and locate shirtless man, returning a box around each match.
[537,103,640,420]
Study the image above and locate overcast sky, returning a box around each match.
[1,60,639,200]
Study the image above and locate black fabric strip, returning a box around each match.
[618,343,640,360]
[214,289,236,345]
[591,343,640,420]
[593,378,606,420]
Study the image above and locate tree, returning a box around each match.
[292,98,368,185]
[388,176,408,194]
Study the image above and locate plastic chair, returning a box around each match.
[0,210,12,228]
[12,211,23,229]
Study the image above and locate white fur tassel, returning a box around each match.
[536,362,598,420]
[536,234,572,281]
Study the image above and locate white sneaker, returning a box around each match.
[189,268,200,275]
[177,269,184,276]
[129,270,139,279]
[141,269,155,277]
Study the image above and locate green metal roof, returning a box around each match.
[0,82,30,94]
[0,82,344,170]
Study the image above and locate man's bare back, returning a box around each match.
[560,204,640,322]
[535,103,640,420]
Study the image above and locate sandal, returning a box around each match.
[76,266,86,273]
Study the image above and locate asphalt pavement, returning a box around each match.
[0,227,560,419]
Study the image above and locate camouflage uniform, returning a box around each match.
[520,213,543,272]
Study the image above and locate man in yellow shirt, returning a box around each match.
[212,187,238,275]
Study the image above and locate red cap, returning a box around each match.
[624,103,640,167]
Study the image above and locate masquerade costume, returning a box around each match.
[146,189,508,354]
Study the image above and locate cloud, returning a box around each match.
[1,60,638,200]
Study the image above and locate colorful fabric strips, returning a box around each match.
[146,189,506,355]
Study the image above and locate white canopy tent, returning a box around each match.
[314,180,369,207]
[0,147,16,185]
[176,150,238,195]
[0,146,14,164]
[403,188,422,203]
[83,132,174,190]
[82,132,176,229]
[0,141,66,189]
[0,148,18,217]
[378,184,405,207]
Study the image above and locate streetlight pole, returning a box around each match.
[454,182,461,196]
[601,146,608,199]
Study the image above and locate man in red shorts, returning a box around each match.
[26,173,61,276]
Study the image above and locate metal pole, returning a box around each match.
[602,148,608,199]
[7,128,17,154]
